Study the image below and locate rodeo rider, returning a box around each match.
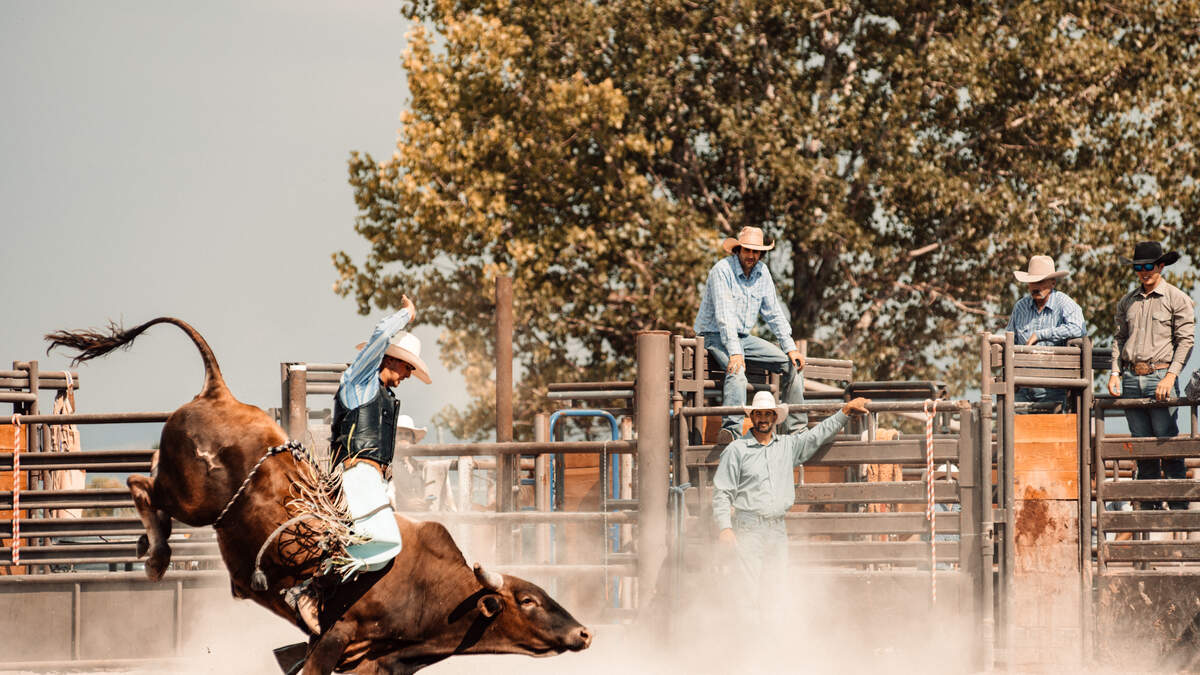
[286,294,432,633]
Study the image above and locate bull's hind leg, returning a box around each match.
[128,474,172,580]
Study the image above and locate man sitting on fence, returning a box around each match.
[1004,254,1086,412]
[1107,241,1195,510]
[712,391,869,614]
[694,226,807,444]
[285,294,433,633]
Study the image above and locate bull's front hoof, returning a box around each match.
[136,534,149,558]
[144,544,172,581]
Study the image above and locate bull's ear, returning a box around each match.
[477,594,504,618]
[473,563,504,592]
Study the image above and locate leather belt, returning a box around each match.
[343,457,392,481]
[733,510,784,526]
[1128,361,1171,376]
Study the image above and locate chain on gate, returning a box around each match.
[10,415,21,566]
[923,398,939,606]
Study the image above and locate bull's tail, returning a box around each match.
[46,317,228,397]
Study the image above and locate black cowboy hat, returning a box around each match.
[1119,241,1180,267]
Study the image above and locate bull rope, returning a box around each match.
[924,398,939,606]
[213,439,307,528]
[214,440,367,588]
[10,415,21,566]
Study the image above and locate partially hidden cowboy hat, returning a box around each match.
[743,391,789,421]
[721,226,775,255]
[1013,255,1069,283]
[395,414,428,443]
[1119,241,1181,267]
[356,331,433,384]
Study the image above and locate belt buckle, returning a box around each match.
[1133,361,1153,376]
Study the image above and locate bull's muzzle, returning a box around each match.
[567,625,592,651]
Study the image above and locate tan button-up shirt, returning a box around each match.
[1112,279,1195,376]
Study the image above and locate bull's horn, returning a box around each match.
[473,563,504,592]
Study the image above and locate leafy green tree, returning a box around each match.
[337,0,1200,438]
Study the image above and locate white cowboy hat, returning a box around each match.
[743,390,789,421]
[355,331,432,384]
[395,414,428,443]
[1013,255,1069,283]
[721,226,775,255]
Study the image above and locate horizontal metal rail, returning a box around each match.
[789,540,961,566]
[1097,437,1200,460]
[1097,397,1199,410]
[0,449,154,471]
[399,511,638,524]
[0,518,202,539]
[794,480,960,504]
[0,489,132,509]
[399,440,636,457]
[6,412,171,424]
[1102,480,1200,501]
[681,400,969,417]
[1102,511,1200,532]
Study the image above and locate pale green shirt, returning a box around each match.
[712,411,849,531]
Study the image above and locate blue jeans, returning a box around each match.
[1122,371,1185,509]
[1015,386,1067,413]
[701,333,806,434]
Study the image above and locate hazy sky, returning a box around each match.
[0,1,470,448]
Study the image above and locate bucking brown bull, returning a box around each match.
[46,317,591,674]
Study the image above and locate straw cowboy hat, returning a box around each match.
[743,391,789,421]
[355,331,433,384]
[721,226,775,255]
[1118,241,1181,267]
[395,414,428,443]
[1012,255,1069,284]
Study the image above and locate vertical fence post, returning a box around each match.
[285,364,307,443]
[1001,331,1016,660]
[978,331,996,670]
[1078,337,1094,663]
[495,276,515,563]
[534,413,551,565]
[619,415,635,609]
[635,331,670,613]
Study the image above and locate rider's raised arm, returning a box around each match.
[338,307,412,406]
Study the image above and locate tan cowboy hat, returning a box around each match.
[743,391,789,421]
[395,414,428,443]
[721,226,775,255]
[355,331,432,384]
[1013,255,1068,283]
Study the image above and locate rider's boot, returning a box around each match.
[283,582,321,635]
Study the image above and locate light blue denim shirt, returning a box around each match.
[1004,290,1085,346]
[337,308,412,409]
[693,255,797,357]
[712,410,849,531]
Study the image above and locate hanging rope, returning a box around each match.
[10,414,21,567]
[923,398,938,605]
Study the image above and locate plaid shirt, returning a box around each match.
[338,308,412,409]
[694,255,796,357]
[1004,290,1085,346]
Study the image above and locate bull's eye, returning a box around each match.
[519,596,539,609]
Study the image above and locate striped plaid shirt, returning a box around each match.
[337,308,412,409]
[1004,290,1085,346]
[694,255,796,357]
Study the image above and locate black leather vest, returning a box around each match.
[331,386,399,468]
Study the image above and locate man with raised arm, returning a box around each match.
[285,294,433,633]
[1107,242,1195,510]
[694,226,807,444]
[712,391,870,607]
